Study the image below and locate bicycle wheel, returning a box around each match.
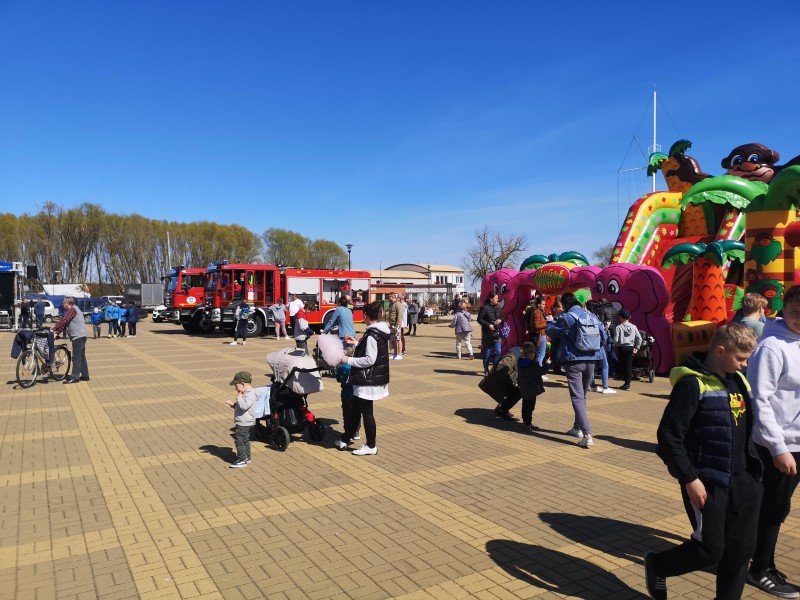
[16,349,40,388]
[49,346,72,381]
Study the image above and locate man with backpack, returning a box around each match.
[546,292,607,448]
[231,301,251,346]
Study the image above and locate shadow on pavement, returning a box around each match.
[433,369,481,376]
[539,513,682,564]
[638,392,670,400]
[454,408,578,446]
[486,540,649,599]
[199,444,237,463]
[593,434,657,454]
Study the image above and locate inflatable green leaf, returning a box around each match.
[681,175,767,210]
[669,139,692,157]
[520,254,549,271]
[747,165,800,212]
[647,152,668,176]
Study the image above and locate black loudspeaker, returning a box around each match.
[26,265,38,279]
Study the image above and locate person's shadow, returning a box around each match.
[486,540,649,599]
[538,513,682,564]
[453,408,577,446]
[199,444,236,463]
[593,434,658,454]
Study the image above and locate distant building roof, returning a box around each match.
[368,269,428,282]
[386,263,463,273]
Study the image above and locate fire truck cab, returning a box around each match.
[163,266,209,332]
[204,261,280,336]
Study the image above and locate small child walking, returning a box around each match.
[645,323,761,600]
[226,371,259,468]
[614,309,642,390]
[90,308,102,339]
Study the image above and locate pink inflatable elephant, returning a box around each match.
[480,268,537,352]
[592,264,673,374]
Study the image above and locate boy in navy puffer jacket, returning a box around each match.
[645,324,762,600]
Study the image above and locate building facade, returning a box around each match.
[369,264,466,307]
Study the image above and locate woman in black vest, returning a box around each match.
[336,301,391,456]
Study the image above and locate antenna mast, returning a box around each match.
[650,87,659,192]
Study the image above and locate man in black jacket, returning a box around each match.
[477,294,503,376]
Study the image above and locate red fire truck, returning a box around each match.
[162,266,211,332]
[200,261,371,336]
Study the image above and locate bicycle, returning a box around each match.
[16,329,72,388]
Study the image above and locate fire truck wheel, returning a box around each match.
[182,323,193,332]
[192,312,215,334]
[246,317,263,337]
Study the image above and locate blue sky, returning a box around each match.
[2,2,799,283]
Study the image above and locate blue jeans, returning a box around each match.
[483,339,502,373]
[593,348,609,389]
[535,334,547,367]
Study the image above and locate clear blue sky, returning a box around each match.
[2,2,799,283]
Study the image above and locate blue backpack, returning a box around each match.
[239,305,251,319]
[572,310,601,352]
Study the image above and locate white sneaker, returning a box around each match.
[565,427,584,438]
[578,435,594,448]
[229,341,238,346]
[352,431,361,440]
[541,375,550,382]
[242,341,247,346]
[601,387,617,394]
[393,355,403,360]
[335,439,349,450]
[284,336,291,340]
[352,444,377,456]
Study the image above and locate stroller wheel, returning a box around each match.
[272,427,290,452]
[309,422,325,442]
[648,369,655,383]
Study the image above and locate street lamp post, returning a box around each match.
[345,244,353,270]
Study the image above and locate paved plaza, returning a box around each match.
[1,320,798,600]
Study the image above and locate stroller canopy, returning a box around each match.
[266,348,324,395]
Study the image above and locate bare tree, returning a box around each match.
[592,242,616,267]
[461,226,528,283]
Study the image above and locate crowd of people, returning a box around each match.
[12,282,800,600]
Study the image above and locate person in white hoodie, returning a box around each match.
[747,285,800,599]
[335,301,390,456]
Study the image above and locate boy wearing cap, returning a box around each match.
[614,309,642,391]
[227,371,259,468]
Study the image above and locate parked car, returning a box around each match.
[152,304,168,322]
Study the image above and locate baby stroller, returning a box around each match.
[253,348,326,451]
[631,331,656,383]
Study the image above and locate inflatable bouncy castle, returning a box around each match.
[480,139,800,373]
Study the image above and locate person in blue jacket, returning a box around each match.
[127,302,139,337]
[118,302,128,337]
[323,295,356,349]
[90,308,103,339]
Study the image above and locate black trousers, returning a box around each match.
[616,345,635,385]
[500,386,524,412]
[341,396,361,437]
[234,320,248,342]
[128,322,137,336]
[751,445,800,572]
[499,389,539,424]
[653,471,762,600]
[341,397,376,448]
[70,337,90,380]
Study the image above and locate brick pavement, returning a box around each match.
[1,320,798,599]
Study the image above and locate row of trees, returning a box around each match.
[0,203,348,287]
